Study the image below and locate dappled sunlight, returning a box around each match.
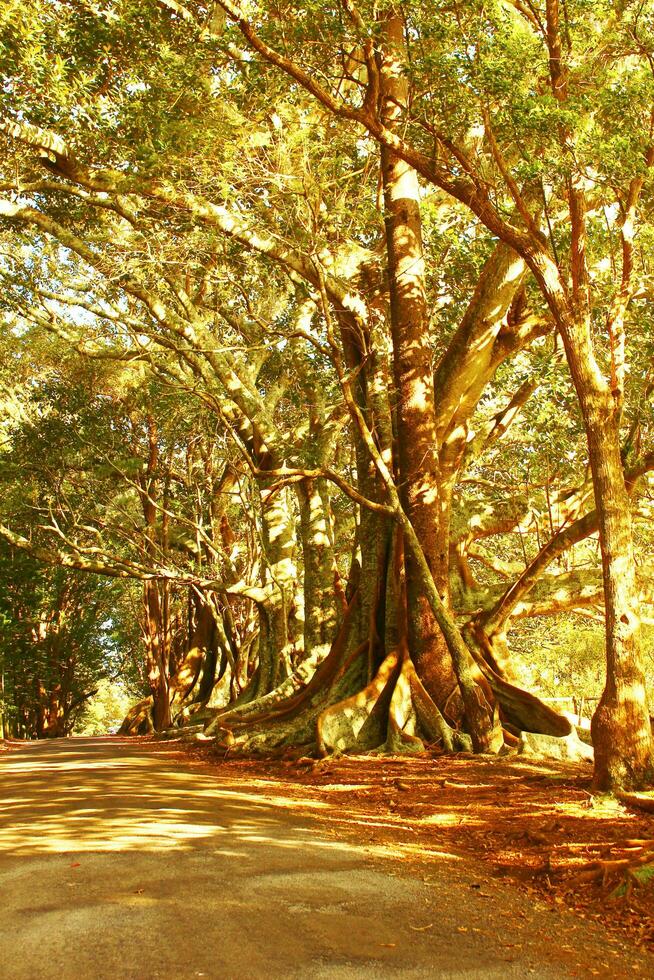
[418,812,481,827]
[6,759,144,774]
[10,821,221,854]
[0,736,553,875]
[0,738,345,860]
[551,798,637,821]
[198,748,653,896]
[2,738,651,882]
[6,740,507,980]
[364,842,463,862]
[317,782,375,792]
[2,737,654,978]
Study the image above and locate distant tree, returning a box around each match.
[74,678,138,737]
[0,543,124,738]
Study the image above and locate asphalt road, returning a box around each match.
[1,736,652,979]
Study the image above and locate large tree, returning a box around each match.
[208,0,654,787]
[0,0,653,788]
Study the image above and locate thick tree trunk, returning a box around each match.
[143,580,172,732]
[136,418,173,732]
[169,596,217,710]
[335,308,394,653]
[585,411,653,789]
[531,250,653,789]
[378,12,456,706]
[254,485,299,697]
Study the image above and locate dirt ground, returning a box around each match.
[176,742,654,949]
[3,735,654,979]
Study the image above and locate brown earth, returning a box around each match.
[1,735,654,979]
[183,743,654,949]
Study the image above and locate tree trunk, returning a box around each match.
[143,580,172,732]
[378,12,456,705]
[297,476,339,658]
[585,410,653,789]
[169,595,217,709]
[254,484,299,697]
[531,251,653,789]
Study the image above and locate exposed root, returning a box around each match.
[380,653,426,755]
[204,643,328,735]
[208,624,371,756]
[156,573,572,763]
[314,647,484,758]
[570,839,654,897]
[206,597,365,745]
[617,791,654,814]
[465,625,572,737]
[316,649,401,755]
[401,654,451,749]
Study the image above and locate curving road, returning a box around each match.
[0,736,651,979]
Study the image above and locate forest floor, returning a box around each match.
[179,742,654,950]
[2,736,654,979]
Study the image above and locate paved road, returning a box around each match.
[1,737,652,979]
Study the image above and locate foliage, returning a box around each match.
[0,543,126,737]
[74,678,137,735]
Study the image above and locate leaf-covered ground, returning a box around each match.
[178,743,654,949]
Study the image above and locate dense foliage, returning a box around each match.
[0,543,136,737]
